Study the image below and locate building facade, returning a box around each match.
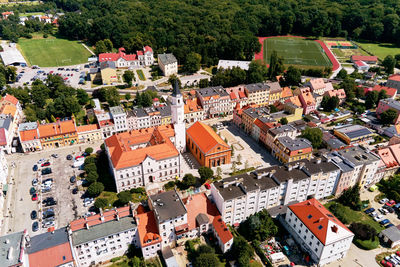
[158,53,178,76]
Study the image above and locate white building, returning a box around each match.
[18,122,42,153]
[285,199,354,266]
[99,47,154,69]
[217,60,251,71]
[110,106,128,133]
[0,149,7,186]
[158,53,178,76]
[211,159,340,226]
[170,81,186,152]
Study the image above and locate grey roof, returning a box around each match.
[196,213,209,225]
[335,125,373,139]
[0,231,25,267]
[162,246,179,267]
[243,107,269,119]
[288,120,307,132]
[196,86,228,98]
[128,108,148,118]
[325,137,346,150]
[336,146,380,166]
[0,46,27,66]
[100,61,116,70]
[245,83,269,93]
[276,136,312,151]
[172,80,181,97]
[381,98,400,111]
[27,227,69,254]
[150,190,187,222]
[156,105,171,117]
[299,158,339,175]
[18,121,38,131]
[269,125,297,137]
[381,226,400,242]
[327,154,354,173]
[158,53,177,65]
[266,81,282,93]
[0,117,12,130]
[71,216,137,246]
[254,164,309,184]
[109,106,125,116]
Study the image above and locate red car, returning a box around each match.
[41,162,50,167]
[31,193,38,201]
[204,183,211,189]
[49,71,54,74]
[387,200,396,207]
[381,260,393,267]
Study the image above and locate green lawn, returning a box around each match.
[18,37,91,67]
[136,69,146,81]
[19,12,45,17]
[355,41,400,60]
[264,37,332,68]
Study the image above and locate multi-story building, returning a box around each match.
[0,230,29,267]
[18,122,42,152]
[135,210,162,259]
[298,87,316,115]
[326,153,355,196]
[76,124,102,143]
[0,149,7,187]
[285,199,354,266]
[184,98,204,123]
[127,108,150,130]
[158,53,178,76]
[226,85,248,110]
[252,118,279,144]
[0,115,14,153]
[375,144,400,178]
[333,125,374,145]
[376,98,400,124]
[386,74,400,93]
[99,47,154,68]
[307,78,333,95]
[244,83,269,106]
[100,61,117,85]
[69,206,137,267]
[211,159,340,226]
[280,86,293,102]
[264,124,298,152]
[110,106,128,133]
[38,119,78,150]
[241,106,270,134]
[186,121,231,167]
[272,136,312,163]
[196,86,230,118]
[324,89,346,104]
[267,82,283,104]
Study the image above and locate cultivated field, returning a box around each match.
[264,37,332,68]
[18,37,91,67]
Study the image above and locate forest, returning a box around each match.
[3,0,400,66]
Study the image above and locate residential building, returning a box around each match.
[217,60,250,70]
[157,105,172,126]
[350,55,378,64]
[272,136,312,163]
[100,61,117,85]
[18,122,42,152]
[105,125,179,192]
[376,98,400,124]
[186,121,231,167]
[244,83,269,106]
[313,93,323,108]
[38,119,78,150]
[69,206,137,267]
[99,47,154,68]
[327,153,356,196]
[158,54,178,76]
[99,119,115,138]
[324,89,346,104]
[0,115,14,153]
[252,118,279,144]
[211,159,341,226]
[307,78,333,95]
[333,125,374,145]
[226,85,248,110]
[387,74,400,93]
[136,210,162,259]
[127,108,150,130]
[280,87,293,102]
[365,85,397,99]
[375,147,400,178]
[298,87,316,115]
[0,230,28,267]
[196,86,230,117]
[27,227,75,267]
[241,106,269,134]
[284,199,354,266]
[110,106,128,133]
[265,124,298,152]
[267,82,283,104]
[77,124,102,143]
[184,98,204,123]
[0,94,22,153]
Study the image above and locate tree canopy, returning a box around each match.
[380,109,398,125]
[301,127,323,149]
[238,209,278,242]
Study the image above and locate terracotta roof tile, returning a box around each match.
[20,129,38,142]
[0,104,16,117]
[212,215,233,244]
[77,124,99,133]
[183,193,220,230]
[28,243,73,267]
[281,87,293,98]
[0,128,6,146]
[136,211,161,247]
[2,94,19,105]
[38,120,76,138]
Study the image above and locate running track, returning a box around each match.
[255,36,340,71]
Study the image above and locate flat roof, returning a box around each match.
[150,190,187,222]
[0,231,25,267]
[0,46,27,66]
[217,60,250,70]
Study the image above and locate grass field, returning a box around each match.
[18,37,91,67]
[264,37,332,68]
[136,69,146,81]
[355,41,400,60]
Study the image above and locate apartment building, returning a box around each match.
[196,86,230,117]
[376,98,400,124]
[272,136,313,163]
[127,108,150,130]
[307,78,333,95]
[184,98,204,123]
[264,124,298,151]
[326,153,356,196]
[158,53,178,76]
[69,206,137,267]
[267,82,283,104]
[211,159,340,226]
[110,106,128,133]
[244,83,269,106]
[285,199,354,266]
[226,85,249,110]
[135,210,162,259]
[76,124,102,143]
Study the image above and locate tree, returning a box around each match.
[84,156,96,165]
[247,60,268,83]
[279,117,288,125]
[84,163,97,173]
[85,147,94,154]
[365,91,379,109]
[76,89,90,105]
[238,209,278,242]
[94,39,113,55]
[301,127,323,149]
[125,93,131,101]
[198,167,213,182]
[230,236,254,266]
[380,109,398,125]
[87,182,104,196]
[199,78,209,88]
[337,184,362,210]
[193,253,220,267]
[269,105,278,113]
[321,96,339,112]
[284,66,301,86]
[123,70,135,87]
[341,78,356,101]
[350,222,377,241]
[94,198,108,209]
[267,50,284,80]
[86,171,99,183]
[336,69,347,79]
[184,52,202,73]
[382,55,396,74]
[182,173,196,188]
[117,190,132,205]
[168,74,181,88]
[378,89,388,103]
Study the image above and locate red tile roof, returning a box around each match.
[144,46,153,53]
[212,215,233,244]
[366,85,397,98]
[377,147,399,168]
[238,91,246,99]
[2,94,19,105]
[38,120,77,138]
[136,211,161,247]
[28,243,74,267]
[183,193,220,230]
[289,198,353,245]
[19,129,38,142]
[77,124,99,133]
[351,55,378,62]
[229,92,237,100]
[99,48,137,62]
[354,60,367,67]
[186,121,230,155]
[281,87,293,98]
[389,74,400,82]
[105,125,178,169]
[0,128,6,146]
[70,206,131,231]
[99,119,114,127]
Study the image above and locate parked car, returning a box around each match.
[380,219,391,225]
[370,211,378,217]
[84,198,94,207]
[70,176,76,183]
[381,260,393,267]
[30,210,37,220]
[43,178,54,184]
[41,162,51,167]
[32,178,38,186]
[41,187,51,193]
[31,193,38,201]
[379,208,387,215]
[394,203,400,210]
[43,210,55,219]
[386,206,395,213]
[364,208,375,214]
[374,215,384,221]
[387,223,396,228]
[380,198,389,204]
[41,168,52,175]
[32,164,38,171]
[72,187,78,194]
[387,200,396,207]
[66,154,73,160]
[29,187,36,195]
[32,221,39,232]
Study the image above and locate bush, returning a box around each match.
[117,190,132,205]
[84,156,96,165]
[198,166,213,182]
[84,163,97,173]
[86,171,99,183]
[94,198,108,209]
[87,182,105,196]
[85,147,94,154]
[164,181,176,191]
[43,33,48,38]
[350,222,377,241]
[354,236,379,250]
[129,187,146,194]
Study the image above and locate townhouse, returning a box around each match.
[110,106,128,133]
[241,106,270,134]
[158,53,178,76]
[244,83,269,106]
[0,94,23,153]
[184,98,204,123]
[99,46,154,68]
[76,124,102,143]
[252,118,279,144]
[284,199,354,266]
[324,89,346,104]
[307,78,333,95]
[298,87,316,115]
[280,86,293,102]
[325,153,356,196]
[196,86,230,117]
[127,108,150,130]
[264,124,298,151]
[272,136,313,163]
[18,122,42,152]
[211,158,341,226]
[267,82,283,104]
[225,85,248,110]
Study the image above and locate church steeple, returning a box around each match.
[170,80,185,152]
[172,80,182,97]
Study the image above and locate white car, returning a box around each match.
[379,208,387,215]
[380,198,389,204]
[370,212,378,217]
[374,215,384,221]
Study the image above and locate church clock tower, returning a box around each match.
[171,81,186,152]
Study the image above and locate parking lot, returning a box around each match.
[362,190,400,227]
[1,142,102,236]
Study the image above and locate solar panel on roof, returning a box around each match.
[345,128,372,139]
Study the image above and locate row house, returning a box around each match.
[272,136,313,163]
[196,86,230,117]
[252,118,279,144]
[226,85,248,110]
[284,199,354,266]
[244,83,270,106]
[110,106,128,133]
[264,124,298,152]
[211,158,340,226]
[306,78,334,95]
[324,89,346,104]
[376,98,400,124]
[386,74,400,93]
[280,86,294,102]
[267,82,283,104]
[184,98,204,123]
[76,124,103,144]
[0,94,23,153]
[297,87,316,115]
[326,153,356,196]
[99,47,154,68]
[375,143,400,178]
[127,108,150,130]
[241,106,270,134]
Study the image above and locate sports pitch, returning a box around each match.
[18,38,92,67]
[264,38,332,68]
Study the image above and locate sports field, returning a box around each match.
[264,37,332,68]
[355,41,400,60]
[18,37,92,67]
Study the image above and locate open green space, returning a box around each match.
[355,41,400,60]
[136,69,146,81]
[19,12,45,17]
[18,37,91,67]
[264,37,332,68]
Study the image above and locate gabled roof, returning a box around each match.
[2,94,19,105]
[99,47,138,62]
[212,216,233,244]
[0,128,6,146]
[77,124,99,133]
[136,211,161,247]
[38,120,76,138]
[389,74,400,82]
[186,121,230,155]
[19,128,38,142]
[289,199,353,245]
[368,85,397,98]
[281,87,293,98]
[309,78,325,91]
[377,147,399,168]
